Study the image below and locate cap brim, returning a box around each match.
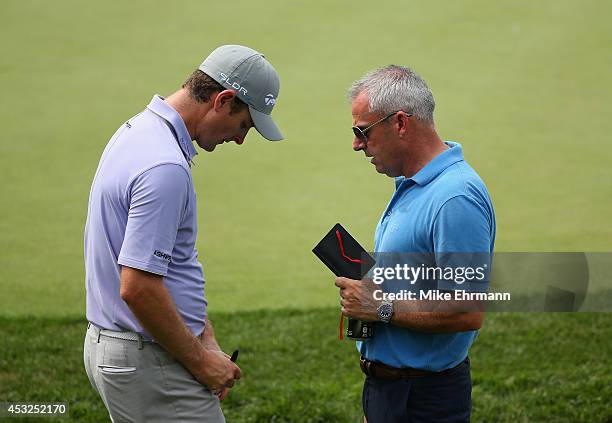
[248,106,283,141]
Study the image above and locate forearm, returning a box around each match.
[387,295,484,332]
[389,309,484,333]
[201,316,221,350]
[120,267,204,372]
[337,276,484,333]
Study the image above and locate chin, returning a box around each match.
[375,165,398,178]
[373,163,387,175]
[195,139,216,152]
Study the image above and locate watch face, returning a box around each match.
[378,302,393,321]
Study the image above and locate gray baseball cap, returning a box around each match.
[199,45,283,141]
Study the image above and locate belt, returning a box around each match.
[88,322,153,349]
[360,357,466,379]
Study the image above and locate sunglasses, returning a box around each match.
[352,110,412,144]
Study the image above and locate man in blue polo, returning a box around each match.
[335,65,495,422]
[83,45,283,422]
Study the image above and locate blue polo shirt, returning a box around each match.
[358,142,496,371]
[84,95,206,340]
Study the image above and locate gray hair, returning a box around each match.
[348,65,435,124]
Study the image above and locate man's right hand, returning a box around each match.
[190,348,242,391]
[119,267,242,392]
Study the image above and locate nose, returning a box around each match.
[353,137,366,152]
[234,136,244,145]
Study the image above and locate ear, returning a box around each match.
[396,111,411,138]
[212,90,237,112]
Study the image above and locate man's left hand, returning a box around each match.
[199,317,233,401]
[335,277,380,321]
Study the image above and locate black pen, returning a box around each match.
[230,349,239,362]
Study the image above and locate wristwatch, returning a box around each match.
[377,300,394,324]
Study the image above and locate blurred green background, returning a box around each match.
[1,0,610,316]
[0,1,611,421]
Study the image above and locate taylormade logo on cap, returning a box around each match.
[264,94,276,106]
[199,44,284,141]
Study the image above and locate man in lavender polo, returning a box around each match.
[83,45,283,422]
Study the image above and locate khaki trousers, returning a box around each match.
[84,324,225,423]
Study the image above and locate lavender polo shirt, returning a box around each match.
[84,95,206,339]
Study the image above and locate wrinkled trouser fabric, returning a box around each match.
[84,324,225,423]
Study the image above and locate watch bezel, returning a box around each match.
[377,300,394,323]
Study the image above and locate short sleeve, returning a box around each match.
[118,164,190,276]
[433,195,493,291]
[433,195,492,253]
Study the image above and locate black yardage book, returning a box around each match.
[312,223,376,339]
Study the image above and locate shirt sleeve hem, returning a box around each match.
[118,256,168,276]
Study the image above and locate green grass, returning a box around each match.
[1,0,611,316]
[1,311,610,422]
[1,1,611,421]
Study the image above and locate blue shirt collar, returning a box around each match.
[146,95,197,163]
[407,141,464,186]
